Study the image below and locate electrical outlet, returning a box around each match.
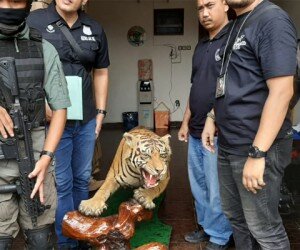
[178,45,191,51]
[175,100,180,107]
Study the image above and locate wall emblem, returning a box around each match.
[127,26,146,47]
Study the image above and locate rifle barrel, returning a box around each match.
[0,184,17,193]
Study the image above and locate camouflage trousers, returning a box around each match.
[0,161,57,238]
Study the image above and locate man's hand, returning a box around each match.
[28,156,51,203]
[202,117,216,153]
[95,113,104,139]
[242,157,266,194]
[178,124,188,142]
[0,106,14,138]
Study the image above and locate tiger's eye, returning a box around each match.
[141,154,150,159]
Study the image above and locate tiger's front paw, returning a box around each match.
[133,188,155,209]
[79,198,107,217]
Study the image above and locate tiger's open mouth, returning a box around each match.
[142,169,159,189]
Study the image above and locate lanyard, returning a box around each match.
[219,9,255,76]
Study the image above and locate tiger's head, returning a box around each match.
[123,130,171,189]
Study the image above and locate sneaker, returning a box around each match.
[184,230,209,243]
[205,241,229,250]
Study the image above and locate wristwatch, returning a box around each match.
[40,150,55,160]
[248,145,267,158]
[96,109,107,117]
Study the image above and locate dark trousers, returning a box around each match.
[218,137,292,250]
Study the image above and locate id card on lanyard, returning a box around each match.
[216,10,254,98]
[216,73,226,98]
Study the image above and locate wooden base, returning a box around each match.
[62,200,166,249]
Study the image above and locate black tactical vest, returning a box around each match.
[0,28,45,128]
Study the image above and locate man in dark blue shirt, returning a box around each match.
[178,0,232,249]
[202,0,297,249]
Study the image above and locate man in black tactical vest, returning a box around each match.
[0,0,71,249]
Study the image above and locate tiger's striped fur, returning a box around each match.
[79,127,171,216]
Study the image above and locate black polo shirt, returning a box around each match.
[189,25,228,139]
[27,3,110,124]
[215,0,297,155]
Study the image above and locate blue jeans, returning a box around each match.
[54,119,96,248]
[188,135,232,245]
[218,136,292,250]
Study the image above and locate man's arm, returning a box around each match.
[178,99,191,142]
[94,68,109,138]
[202,109,216,153]
[29,39,70,202]
[242,75,294,193]
[29,109,67,202]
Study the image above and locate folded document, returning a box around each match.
[66,76,83,120]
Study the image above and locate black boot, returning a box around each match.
[24,224,55,250]
[0,236,13,250]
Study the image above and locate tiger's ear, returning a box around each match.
[160,134,171,144]
[123,132,137,147]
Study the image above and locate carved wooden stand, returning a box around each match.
[62,200,167,250]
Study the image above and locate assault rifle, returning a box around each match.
[0,57,50,227]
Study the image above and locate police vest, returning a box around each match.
[0,28,45,128]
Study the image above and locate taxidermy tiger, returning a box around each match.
[79,127,171,216]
